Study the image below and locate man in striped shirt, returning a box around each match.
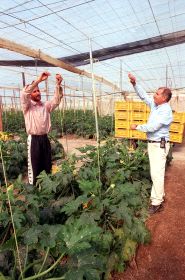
[21,72,63,185]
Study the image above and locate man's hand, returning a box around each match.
[37,72,50,83]
[56,74,63,86]
[130,124,137,130]
[128,73,136,86]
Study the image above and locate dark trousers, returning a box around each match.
[28,134,51,185]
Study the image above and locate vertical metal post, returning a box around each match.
[120,59,123,95]
[81,76,85,113]
[73,91,76,114]
[88,37,99,143]
[98,82,102,116]
[88,37,101,184]
[45,79,48,101]
[166,65,168,87]
[21,68,26,87]
[0,97,3,131]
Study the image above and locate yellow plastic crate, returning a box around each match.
[130,111,147,121]
[115,120,130,129]
[115,101,130,111]
[170,123,184,134]
[130,102,146,112]
[173,112,185,123]
[130,120,146,126]
[169,132,183,143]
[130,130,147,140]
[115,111,129,120]
[115,129,130,138]
[146,105,150,112]
[146,112,150,119]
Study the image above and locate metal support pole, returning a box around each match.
[166,65,168,87]
[0,97,3,131]
[21,70,26,87]
[88,38,99,143]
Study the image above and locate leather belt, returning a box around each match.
[148,140,170,143]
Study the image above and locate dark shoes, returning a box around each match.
[149,204,163,215]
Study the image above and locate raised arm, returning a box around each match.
[128,73,153,107]
[46,74,63,112]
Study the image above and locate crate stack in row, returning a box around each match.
[115,101,185,143]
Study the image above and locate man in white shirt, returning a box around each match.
[129,73,173,214]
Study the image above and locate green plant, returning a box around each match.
[0,139,151,279]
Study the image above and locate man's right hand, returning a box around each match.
[128,73,136,86]
[37,72,50,83]
[130,124,137,130]
[55,73,63,86]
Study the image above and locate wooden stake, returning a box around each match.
[0,37,120,92]
[0,97,3,131]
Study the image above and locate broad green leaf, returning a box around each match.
[61,195,87,215]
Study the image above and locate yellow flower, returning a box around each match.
[7,184,14,192]
[52,165,60,174]
[128,146,134,152]
[73,169,77,176]
[0,132,13,141]
[83,199,93,209]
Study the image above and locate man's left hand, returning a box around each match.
[56,74,63,85]
[130,124,137,130]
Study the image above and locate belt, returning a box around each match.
[147,140,170,143]
[31,134,47,137]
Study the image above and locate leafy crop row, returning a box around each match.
[3,110,114,139]
[0,134,65,186]
[0,139,151,279]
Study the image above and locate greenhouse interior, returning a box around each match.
[0,1,185,279]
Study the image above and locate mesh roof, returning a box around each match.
[0,0,185,93]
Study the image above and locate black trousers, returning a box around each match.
[27,134,51,185]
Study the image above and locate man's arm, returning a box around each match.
[128,73,153,107]
[131,122,163,133]
[46,74,63,112]
[130,108,172,132]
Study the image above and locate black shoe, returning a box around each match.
[149,204,163,215]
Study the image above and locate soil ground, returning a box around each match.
[60,135,185,280]
[59,134,97,156]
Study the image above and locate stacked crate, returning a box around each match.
[115,102,130,138]
[129,102,147,140]
[170,112,185,143]
[115,101,147,140]
[115,101,185,143]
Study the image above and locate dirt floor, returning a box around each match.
[59,134,97,156]
[60,135,185,280]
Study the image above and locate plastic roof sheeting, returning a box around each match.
[0,0,185,92]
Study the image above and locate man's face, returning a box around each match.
[31,87,41,102]
[153,88,166,105]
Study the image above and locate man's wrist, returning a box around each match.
[36,78,41,84]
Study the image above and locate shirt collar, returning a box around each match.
[157,102,168,108]
[31,100,43,106]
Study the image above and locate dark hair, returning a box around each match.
[158,87,172,102]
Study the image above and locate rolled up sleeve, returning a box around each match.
[45,86,63,112]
